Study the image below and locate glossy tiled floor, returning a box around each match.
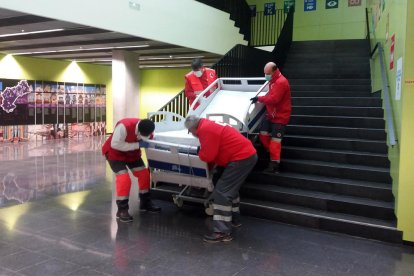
[0,138,413,276]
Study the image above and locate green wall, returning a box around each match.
[139,68,190,119]
[368,0,414,242]
[247,0,367,41]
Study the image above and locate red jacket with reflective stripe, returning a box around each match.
[258,69,291,124]
[185,68,217,105]
[102,118,141,162]
[196,118,256,167]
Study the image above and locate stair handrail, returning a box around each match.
[370,42,397,146]
[272,8,294,69]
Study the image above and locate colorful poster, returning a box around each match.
[326,0,338,9]
[304,0,316,11]
[264,2,276,16]
[284,0,295,13]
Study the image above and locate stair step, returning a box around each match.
[287,125,386,140]
[284,63,370,72]
[241,183,394,220]
[282,146,389,168]
[292,91,372,97]
[291,106,383,117]
[288,78,371,85]
[281,158,391,183]
[247,171,393,201]
[290,84,371,92]
[289,39,369,50]
[286,56,369,64]
[290,115,385,129]
[284,134,387,154]
[291,97,382,107]
[240,198,401,243]
[286,72,371,79]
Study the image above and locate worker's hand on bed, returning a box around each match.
[138,139,150,148]
[250,96,258,104]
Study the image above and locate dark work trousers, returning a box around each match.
[210,153,258,234]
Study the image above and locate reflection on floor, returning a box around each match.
[0,137,413,276]
[0,137,106,206]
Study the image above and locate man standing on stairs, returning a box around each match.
[184,58,217,107]
[185,115,258,243]
[102,118,161,223]
[250,62,291,174]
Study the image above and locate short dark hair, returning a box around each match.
[191,58,203,71]
[138,119,155,136]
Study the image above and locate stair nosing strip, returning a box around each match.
[240,201,397,231]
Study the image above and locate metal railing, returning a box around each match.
[251,9,287,46]
[370,42,397,146]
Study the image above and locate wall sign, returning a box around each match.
[304,0,316,11]
[348,0,361,7]
[395,57,402,101]
[264,3,276,16]
[284,0,295,13]
[249,5,256,17]
[326,0,338,9]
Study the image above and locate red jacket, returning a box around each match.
[185,67,217,105]
[196,119,256,167]
[258,69,291,124]
[102,118,141,162]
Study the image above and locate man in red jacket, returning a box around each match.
[102,118,161,223]
[184,58,217,106]
[251,62,291,174]
[185,116,258,243]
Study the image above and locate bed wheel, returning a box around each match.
[205,203,214,216]
[173,196,183,208]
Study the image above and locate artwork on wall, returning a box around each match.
[0,78,106,142]
[326,0,338,9]
[348,0,361,7]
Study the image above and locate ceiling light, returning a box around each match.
[12,45,150,55]
[0,28,64,38]
[140,55,204,61]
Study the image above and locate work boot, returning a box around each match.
[203,232,233,243]
[116,199,133,223]
[139,192,161,213]
[263,161,280,174]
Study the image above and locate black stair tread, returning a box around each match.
[254,171,391,190]
[285,134,385,142]
[288,124,385,132]
[243,182,393,209]
[291,114,383,120]
[282,158,390,173]
[241,198,397,229]
[292,96,377,99]
[283,145,388,158]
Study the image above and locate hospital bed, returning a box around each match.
[146,77,268,214]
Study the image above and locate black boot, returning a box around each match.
[139,192,161,213]
[263,161,280,174]
[116,199,133,223]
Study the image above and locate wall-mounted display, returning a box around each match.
[0,78,106,141]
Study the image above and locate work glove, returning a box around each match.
[250,96,258,104]
[196,146,200,154]
[138,139,150,148]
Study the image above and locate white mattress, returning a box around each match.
[154,129,199,146]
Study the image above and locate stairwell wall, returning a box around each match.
[368,0,413,242]
[247,0,367,41]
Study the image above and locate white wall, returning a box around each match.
[0,0,246,55]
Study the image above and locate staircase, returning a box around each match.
[240,39,402,243]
